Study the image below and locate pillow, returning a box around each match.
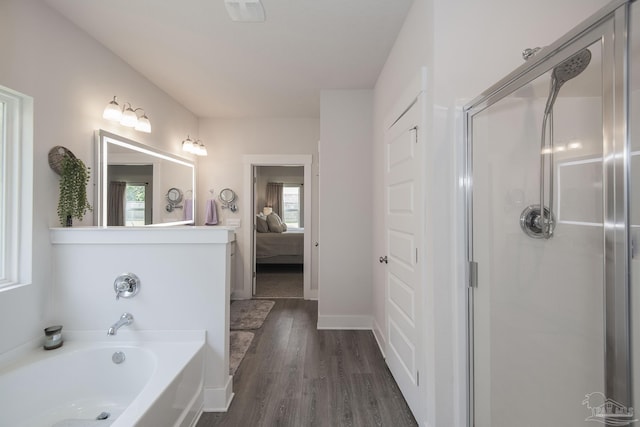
[256,215,269,233]
[266,212,284,233]
[282,223,288,231]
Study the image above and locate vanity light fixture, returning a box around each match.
[102,96,151,133]
[181,135,208,156]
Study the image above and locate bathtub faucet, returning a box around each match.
[107,313,134,336]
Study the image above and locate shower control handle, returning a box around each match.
[114,273,140,300]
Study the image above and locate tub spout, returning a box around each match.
[107,313,134,336]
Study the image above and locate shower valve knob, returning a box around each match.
[114,273,140,300]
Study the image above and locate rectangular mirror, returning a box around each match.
[94,130,195,227]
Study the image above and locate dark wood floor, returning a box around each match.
[197,299,417,427]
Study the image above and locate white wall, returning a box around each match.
[372,0,611,425]
[318,90,373,329]
[0,0,198,356]
[197,118,319,295]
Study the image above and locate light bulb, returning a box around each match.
[120,105,138,127]
[103,96,122,121]
[135,114,151,133]
[182,136,194,153]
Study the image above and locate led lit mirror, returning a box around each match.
[94,130,195,226]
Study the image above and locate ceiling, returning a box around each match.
[44,0,413,118]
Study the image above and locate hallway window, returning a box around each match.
[283,185,301,228]
[0,85,33,290]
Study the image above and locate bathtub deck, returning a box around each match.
[197,299,417,427]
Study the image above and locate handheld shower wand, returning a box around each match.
[539,49,591,238]
[522,48,592,239]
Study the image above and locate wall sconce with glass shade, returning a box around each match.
[182,135,208,156]
[102,96,151,133]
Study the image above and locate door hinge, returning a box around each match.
[415,248,418,264]
[469,261,478,288]
[253,271,256,279]
[416,370,419,386]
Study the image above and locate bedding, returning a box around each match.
[256,228,304,264]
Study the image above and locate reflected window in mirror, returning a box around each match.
[95,130,195,227]
[125,184,148,226]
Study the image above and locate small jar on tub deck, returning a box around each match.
[43,325,63,350]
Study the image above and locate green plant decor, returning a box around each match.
[57,155,92,226]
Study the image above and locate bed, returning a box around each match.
[255,228,304,264]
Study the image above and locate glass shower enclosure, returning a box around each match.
[464,1,638,425]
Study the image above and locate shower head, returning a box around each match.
[544,49,592,114]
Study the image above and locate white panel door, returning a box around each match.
[385,98,423,420]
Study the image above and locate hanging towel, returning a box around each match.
[205,199,219,225]
[183,198,193,221]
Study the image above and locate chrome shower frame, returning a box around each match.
[462,1,632,425]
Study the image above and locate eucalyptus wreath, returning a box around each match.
[57,155,92,226]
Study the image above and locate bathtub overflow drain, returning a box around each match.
[96,411,111,420]
[112,351,126,364]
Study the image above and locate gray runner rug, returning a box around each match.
[230,300,275,330]
[229,331,254,375]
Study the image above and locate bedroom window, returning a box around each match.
[283,184,302,228]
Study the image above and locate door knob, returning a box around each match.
[379,256,388,264]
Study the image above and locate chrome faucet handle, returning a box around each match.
[114,273,140,301]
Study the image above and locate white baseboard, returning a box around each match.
[231,289,251,300]
[317,314,373,330]
[372,319,386,359]
[202,376,234,412]
[305,289,318,300]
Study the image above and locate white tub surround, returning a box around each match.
[50,226,235,412]
[0,331,205,427]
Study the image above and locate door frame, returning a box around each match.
[241,154,313,299]
[463,1,632,425]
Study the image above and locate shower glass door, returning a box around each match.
[466,3,632,426]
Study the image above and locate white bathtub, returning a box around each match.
[0,331,205,427]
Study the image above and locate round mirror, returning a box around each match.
[219,188,236,204]
[167,188,183,204]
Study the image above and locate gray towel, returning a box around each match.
[205,199,218,225]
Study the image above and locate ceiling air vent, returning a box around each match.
[224,0,266,22]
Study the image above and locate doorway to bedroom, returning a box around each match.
[254,165,304,298]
